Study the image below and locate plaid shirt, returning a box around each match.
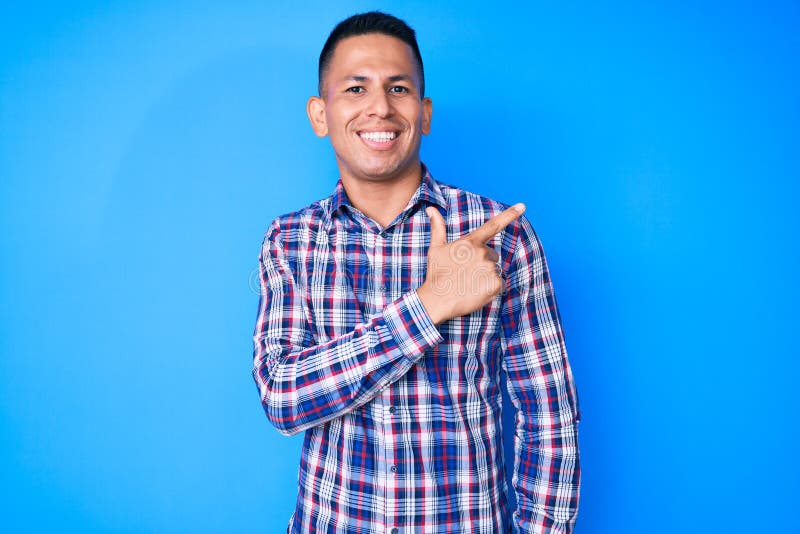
[252,166,581,534]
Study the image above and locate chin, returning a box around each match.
[357,171,398,183]
[355,162,404,181]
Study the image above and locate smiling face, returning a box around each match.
[307,33,432,186]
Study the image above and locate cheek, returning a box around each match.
[327,103,360,130]
[402,104,425,126]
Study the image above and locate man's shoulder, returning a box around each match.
[437,180,513,215]
[435,178,533,240]
[262,196,332,239]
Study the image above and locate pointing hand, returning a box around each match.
[417,203,526,325]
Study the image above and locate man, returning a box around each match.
[252,11,580,534]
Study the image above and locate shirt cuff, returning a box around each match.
[382,290,444,360]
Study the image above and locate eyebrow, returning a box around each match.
[343,74,414,84]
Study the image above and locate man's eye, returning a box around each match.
[389,86,410,93]
[346,86,365,93]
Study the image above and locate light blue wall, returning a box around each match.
[1,1,797,532]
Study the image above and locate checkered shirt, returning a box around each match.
[252,166,581,533]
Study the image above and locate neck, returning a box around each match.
[340,165,423,228]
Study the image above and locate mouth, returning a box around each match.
[358,130,399,149]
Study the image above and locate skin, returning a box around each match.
[306,32,525,325]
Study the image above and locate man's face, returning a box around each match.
[307,33,432,184]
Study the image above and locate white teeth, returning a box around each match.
[360,131,397,142]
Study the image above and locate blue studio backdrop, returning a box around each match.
[1,1,797,533]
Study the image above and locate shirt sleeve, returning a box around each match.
[252,219,444,437]
[499,215,581,534]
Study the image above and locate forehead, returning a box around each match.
[327,33,418,77]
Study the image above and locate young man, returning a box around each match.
[252,11,580,534]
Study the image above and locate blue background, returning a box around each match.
[1,1,798,532]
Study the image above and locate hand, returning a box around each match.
[417,203,526,325]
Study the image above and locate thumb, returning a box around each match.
[426,206,447,246]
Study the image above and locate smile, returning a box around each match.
[358,131,398,143]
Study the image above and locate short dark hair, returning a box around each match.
[318,11,425,97]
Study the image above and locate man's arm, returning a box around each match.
[500,215,581,534]
[252,219,443,436]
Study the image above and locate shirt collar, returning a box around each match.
[328,162,447,220]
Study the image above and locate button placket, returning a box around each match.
[379,384,394,531]
[375,229,387,303]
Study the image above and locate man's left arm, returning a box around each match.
[500,215,581,534]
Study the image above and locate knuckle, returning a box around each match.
[491,278,503,294]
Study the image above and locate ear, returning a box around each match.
[421,97,432,135]
[306,96,328,137]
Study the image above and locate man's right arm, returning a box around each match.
[251,220,443,436]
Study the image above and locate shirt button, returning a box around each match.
[389,406,396,414]
[378,230,387,238]
[391,529,399,534]
[379,285,387,293]
[390,465,397,473]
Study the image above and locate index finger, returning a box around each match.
[468,203,526,244]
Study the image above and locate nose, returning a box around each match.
[365,89,392,118]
